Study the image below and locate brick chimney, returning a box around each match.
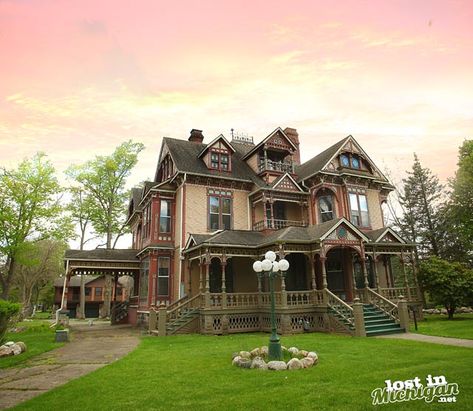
[284,127,300,165]
[188,129,204,143]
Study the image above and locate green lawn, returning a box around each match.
[413,313,473,340]
[0,320,63,369]
[13,332,473,411]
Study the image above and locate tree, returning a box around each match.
[66,141,144,317]
[13,240,65,318]
[442,140,473,266]
[0,300,20,344]
[0,153,73,299]
[418,257,473,319]
[398,154,444,258]
[68,187,96,318]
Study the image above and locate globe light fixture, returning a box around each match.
[261,259,272,272]
[252,251,290,361]
[265,250,276,262]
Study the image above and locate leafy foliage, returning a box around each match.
[0,299,21,343]
[0,153,73,299]
[418,257,473,319]
[66,140,144,248]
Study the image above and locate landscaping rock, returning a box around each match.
[11,344,22,356]
[250,347,261,357]
[238,358,252,369]
[267,361,287,371]
[16,342,27,353]
[300,357,315,368]
[239,351,251,359]
[0,346,13,357]
[232,355,242,366]
[307,351,318,360]
[4,341,15,347]
[300,350,308,357]
[231,352,239,359]
[281,345,288,352]
[287,358,303,370]
[250,356,267,370]
[260,346,268,356]
[288,347,299,356]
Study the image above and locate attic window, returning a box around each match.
[209,149,231,172]
[340,153,362,170]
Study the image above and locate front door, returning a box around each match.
[326,249,347,301]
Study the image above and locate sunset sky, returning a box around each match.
[1,0,472,188]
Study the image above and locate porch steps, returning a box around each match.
[166,308,199,335]
[363,304,404,336]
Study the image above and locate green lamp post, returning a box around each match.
[253,251,290,361]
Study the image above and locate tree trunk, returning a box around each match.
[0,257,16,300]
[447,306,455,320]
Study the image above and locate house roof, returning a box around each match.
[162,137,266,186]
[295,136,350,181]
[64,249,139,262]
[54,275,129,287]
[197,134,236,158]
[241,127,298,160]
[364,227,406,243]
[185,218,371,250]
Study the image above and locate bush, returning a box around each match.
[0,299,21,344]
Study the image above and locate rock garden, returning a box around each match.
[232,345,318,371]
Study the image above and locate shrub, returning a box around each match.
[0,299,21,344]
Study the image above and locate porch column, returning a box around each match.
[362,257,369,289]
[270,200,275,229]
[383,256,391,288]
[310,254,317,290]
[372,251,380,292]
[400,251,411,301]
[187,260,192,296]
[257,271,262,307]
[199,259,204,293]
[221,259,227,309]
[321,256,328,289]
[204,259,210,308]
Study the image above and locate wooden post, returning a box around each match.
[398,296,410,333]
[148,308,157,333]
[310,254,317,290]
[372,251,380,292]
[199,259,204,293]
[204,260,210,308]
[281,275,287,308]
[353,298,366,337]
[157,304,167,336]
[321,256,328,289]
[221,259,227,309]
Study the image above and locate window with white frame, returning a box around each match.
[349,192,370,227]
[159,200,171,233]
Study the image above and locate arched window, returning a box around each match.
[316,188,336,223]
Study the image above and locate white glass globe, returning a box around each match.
[265,250,277,262]
[272,261,280,272]
[279,258,290,272]
[253,260,263,273]
[261,259,272,272]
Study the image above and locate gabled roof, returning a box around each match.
[161,137,266,186]
[365,227,406,243]
[65,249,139,262]
[270,173,304,192]
[241,127,298,160]
[295,136,350,181]
[197,134,235,158]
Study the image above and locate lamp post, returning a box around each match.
[253,250,290,361]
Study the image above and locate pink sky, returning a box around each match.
[0,0,472,187]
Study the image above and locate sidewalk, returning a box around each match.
[376,332,473,348]
[0,323,140,410]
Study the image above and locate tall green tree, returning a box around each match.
[398,154,444,258]
[66,140,144,317]
[443,140,473,266]
[0,153,72,299]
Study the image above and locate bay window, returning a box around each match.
[159,200,171,233]
[157,257,170,296]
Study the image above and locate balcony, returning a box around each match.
[258,159,294,174]
[253,219,307,231]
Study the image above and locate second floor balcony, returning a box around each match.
[253,218,307,231]
[258,159,294,174]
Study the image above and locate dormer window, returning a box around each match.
[209,149,231,172]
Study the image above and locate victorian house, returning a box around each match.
[63,127,421,336]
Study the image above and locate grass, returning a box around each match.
[413,313,473,340]
[0,319,63,369]
[13,332,473,411]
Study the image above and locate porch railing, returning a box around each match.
[325,289,354,327]
[253,219,307,231]
[167,293,202,323]
[379,287,421,302]
[258,159,294,173]
[366,288,399,322]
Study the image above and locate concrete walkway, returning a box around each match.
[0,324,140,410]
[376,332,473,348]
